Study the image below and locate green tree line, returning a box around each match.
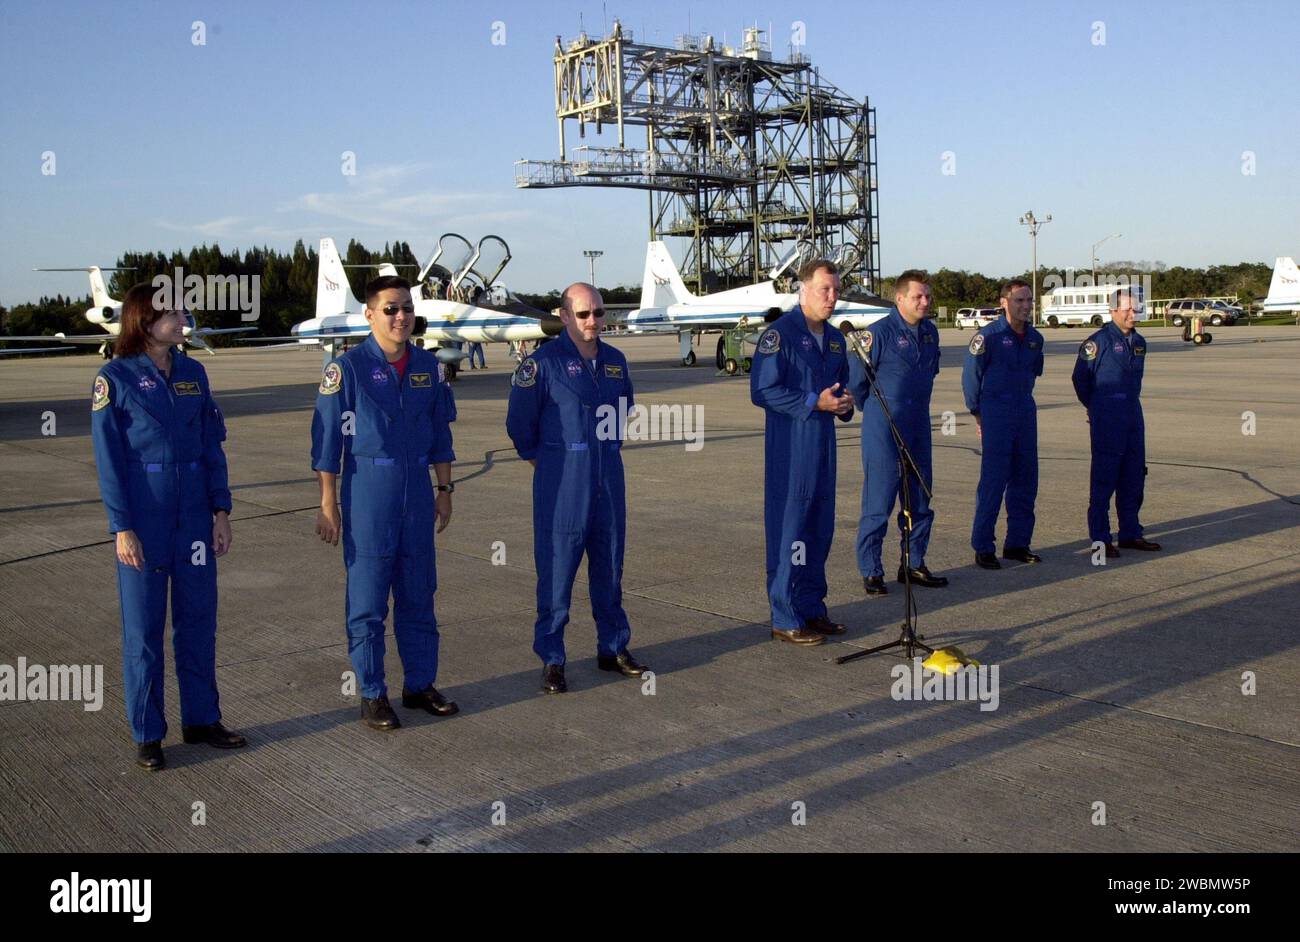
[0,243,1279,354]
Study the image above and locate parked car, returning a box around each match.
[955,307,1000,329]
[1166,299,1240,327]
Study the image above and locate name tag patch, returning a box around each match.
[604,364,623,378]
[409,372,432,387]
[172,381,201,396]
[829,341,842,354]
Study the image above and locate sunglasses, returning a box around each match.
[378,303,416,316]
[571,308,605,320]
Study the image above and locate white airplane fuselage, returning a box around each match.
[292,298,555,345]
[625,282,890,335]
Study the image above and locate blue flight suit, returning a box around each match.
[1072,322,1148,544]
[848,309,942,577]
[91,349,231,743]
[311,335,456,699]
[962,316,1045,554]
[750,309,854,629]
[506,330,634,665]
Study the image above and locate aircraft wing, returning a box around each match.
[240,333,358,342]
[0,345,77,356]
[0,333,107,345]
[193,326,258,336]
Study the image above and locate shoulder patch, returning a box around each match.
[91,375,111,412]
[1081,340,1098,362]
[968,333,986,356]
[861,330,874,352]
[758,329,780,354]
[513,357,538,388]
[319,362,343,395]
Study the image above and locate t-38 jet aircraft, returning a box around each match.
[622,241,893,367]
[246,236,561,372]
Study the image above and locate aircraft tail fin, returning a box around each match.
[639,242,694,309]
[87,267,115,309]
[33,266,127,309]
[317,238,360,317]
[1266,256,1299,304]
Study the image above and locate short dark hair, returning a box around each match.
[365,275,411,307]
[1109,286,1135,310]
[114,284,170,358]
[1000,278,1031,299]
[798,259,839,283]
[894,269,929,295]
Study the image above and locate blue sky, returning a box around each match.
[1,0,1296,305]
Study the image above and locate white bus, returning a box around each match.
[1040,284,1146,328]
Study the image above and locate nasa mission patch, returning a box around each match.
[968,333,986,355]
[1081,340,1098,362]
[319,362,342,395]
[513,357,538,388]
[758,329,781,354]
[91,375,111,412]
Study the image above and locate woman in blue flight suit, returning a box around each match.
[91,285,245,770]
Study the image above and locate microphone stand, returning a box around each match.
[836,322,934,665]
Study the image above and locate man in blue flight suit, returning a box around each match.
[506,282,646,693]
[751,259,855,646]
[1071,288,1162,557]
[962,278,1046,569]
[311,275,460,730]
[850,269,949,595]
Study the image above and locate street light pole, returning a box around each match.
[1090,232,1122,283]
[583,250,604,286]
[1019,210,1052,323]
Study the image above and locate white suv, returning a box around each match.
[955,307,1000,329]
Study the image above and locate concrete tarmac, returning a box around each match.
[1,325,1296,852]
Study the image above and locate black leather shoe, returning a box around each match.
[181,722,247,748]
[1002,547,1042,564]
[805,615,847,635]
[361,695,401,730]
[597,650,647,677]
[402,686,459,716]
[1118,538,1162,551]
[771,626,825,646]
[136,741,164,771]
[898,566,949,588]
[1103,543,1121,559]
[541,664,567,694]
[863,576,889,596]
[975,552,1002,570]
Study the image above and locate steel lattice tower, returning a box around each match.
[515,22,880,294]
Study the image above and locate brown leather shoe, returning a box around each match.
[1103,543,1121,559]
[805,615,847,635]
[771,626,825,646]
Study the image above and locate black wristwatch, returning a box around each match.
[436,483,455,493]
